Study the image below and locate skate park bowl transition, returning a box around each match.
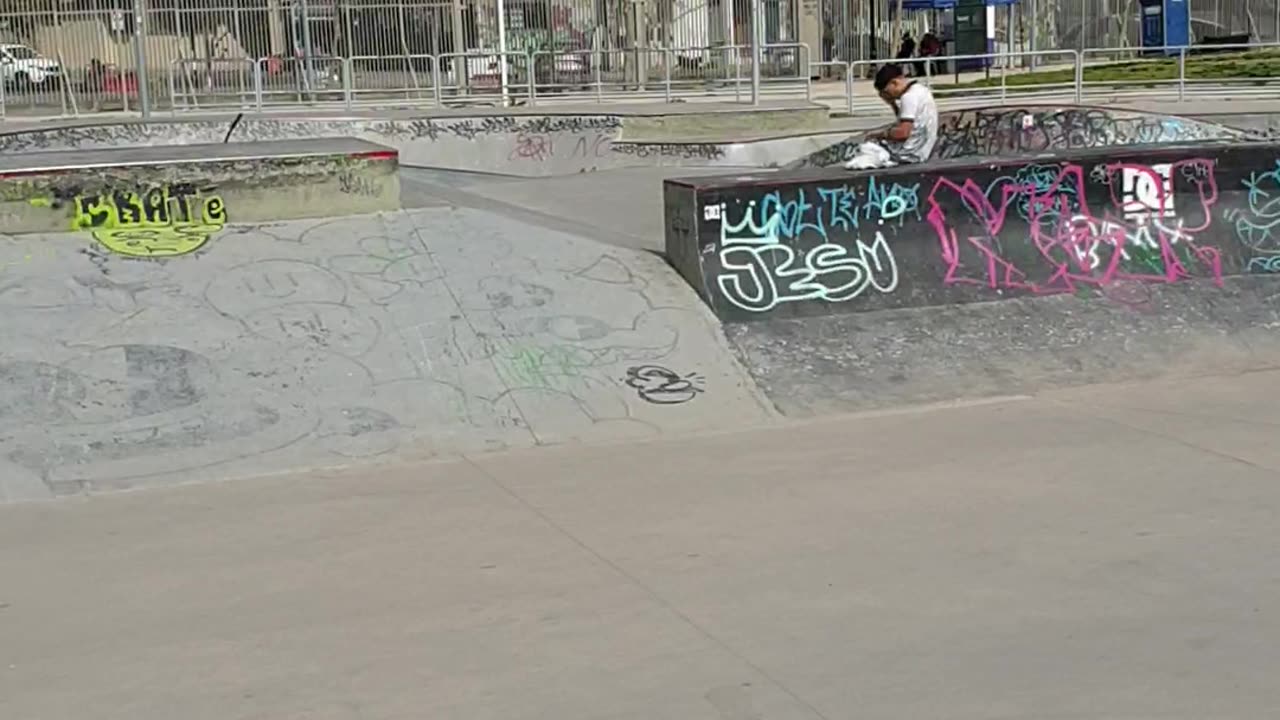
[0,101,1274,501]
[0,104,1256,178]
[664,140,1280,416]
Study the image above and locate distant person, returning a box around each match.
[896,32,916,76]
[844,63,938,170]
[896,32,916,62]
[85,58,105,111]
[919,31,943,76]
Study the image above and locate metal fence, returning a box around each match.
[161,42,809,110]
[820,42,1280,116]
[823,0,1280,64]
[0,0,1278,118]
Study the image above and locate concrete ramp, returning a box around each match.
[0,106,1251,181]
[0,138,399,253]
[666,141,1280,415]
[0,204,772,502]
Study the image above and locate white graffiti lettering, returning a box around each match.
[716,204,898,313]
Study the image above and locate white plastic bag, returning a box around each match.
[842,141,897,170]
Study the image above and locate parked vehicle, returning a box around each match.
[0,43,62,89]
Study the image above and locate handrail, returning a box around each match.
[12,40,1280,117]
[816,40,1280,116]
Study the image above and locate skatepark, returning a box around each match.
[4,94,1280,718]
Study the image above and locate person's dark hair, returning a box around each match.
[874,63,904,91]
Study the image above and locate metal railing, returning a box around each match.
[160,44,810,114]
[11,38,1280,118]
[818,42,1280,116]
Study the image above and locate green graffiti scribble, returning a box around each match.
[495,345,593,391]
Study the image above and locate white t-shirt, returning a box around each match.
[885,82,938,164]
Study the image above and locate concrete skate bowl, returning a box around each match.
[665,140,1280,416]
[0,107,832,179]
[784,105,1252,170]
[0,104,1251,181]
[0,131,780,503]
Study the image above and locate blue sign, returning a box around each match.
[1139,0,1190,53]
[900,0,956,9]
[900,0,1016,9]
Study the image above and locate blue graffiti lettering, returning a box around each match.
[863,177,920,224]
[1230,160,1280,254]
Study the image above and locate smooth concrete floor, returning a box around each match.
[4,367,1280,719]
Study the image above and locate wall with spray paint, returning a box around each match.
[667,142,1280,324]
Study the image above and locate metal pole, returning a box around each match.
[750,0,762,104]
[300,0,317,98]
[870,0,878,61]
[133,0,152,117]
[1027,0,1036,69]
[497,0,510,105]
[452,0,466,92]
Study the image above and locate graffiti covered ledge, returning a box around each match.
[0,138,399,255]
[664,141,1280,324]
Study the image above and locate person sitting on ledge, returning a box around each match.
[844,62,938,170]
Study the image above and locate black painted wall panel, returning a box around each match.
[667,143,1280,323]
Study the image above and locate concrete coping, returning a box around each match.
[665,137,1264,191]
[0,100,825,133]
[0,138,398,176]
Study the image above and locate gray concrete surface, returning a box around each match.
[728,279,1280,416]
[4,368,1280,720]
[0,203,772,502]
[401,166,758,252]
[4,100,1280,718]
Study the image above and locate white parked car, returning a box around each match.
[0,43,62,88]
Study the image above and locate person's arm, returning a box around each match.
[882,119,914,142]
[879,89,918,142]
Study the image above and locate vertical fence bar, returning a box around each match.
[342,57,352,110]
[664,48,673,102]
[431,57,442,107]
[734,45,743,102]
[844,62,853,116]
[999,55,1007,104]
[302,0,320,100]
[594,49,603,102]
[750,0,762,104]
[168,59,180,115]
[1073,49,1083,103]
[1177,46,1186,101]
[134,0,152,117]
[528,53,537,107]
[253,59,264,112]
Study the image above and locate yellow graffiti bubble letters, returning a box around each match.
[70,186,228,257]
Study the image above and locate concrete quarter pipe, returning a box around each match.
[0,147,777,502]
[665,140,1280,415]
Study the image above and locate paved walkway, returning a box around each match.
[4,368,1280,719]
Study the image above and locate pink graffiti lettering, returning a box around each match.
[509,133,554,162]
[926,159,1222,296]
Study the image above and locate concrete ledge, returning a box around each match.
[665,140,1280,415]
[665,140,1279,323]
[0,138,400,249]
